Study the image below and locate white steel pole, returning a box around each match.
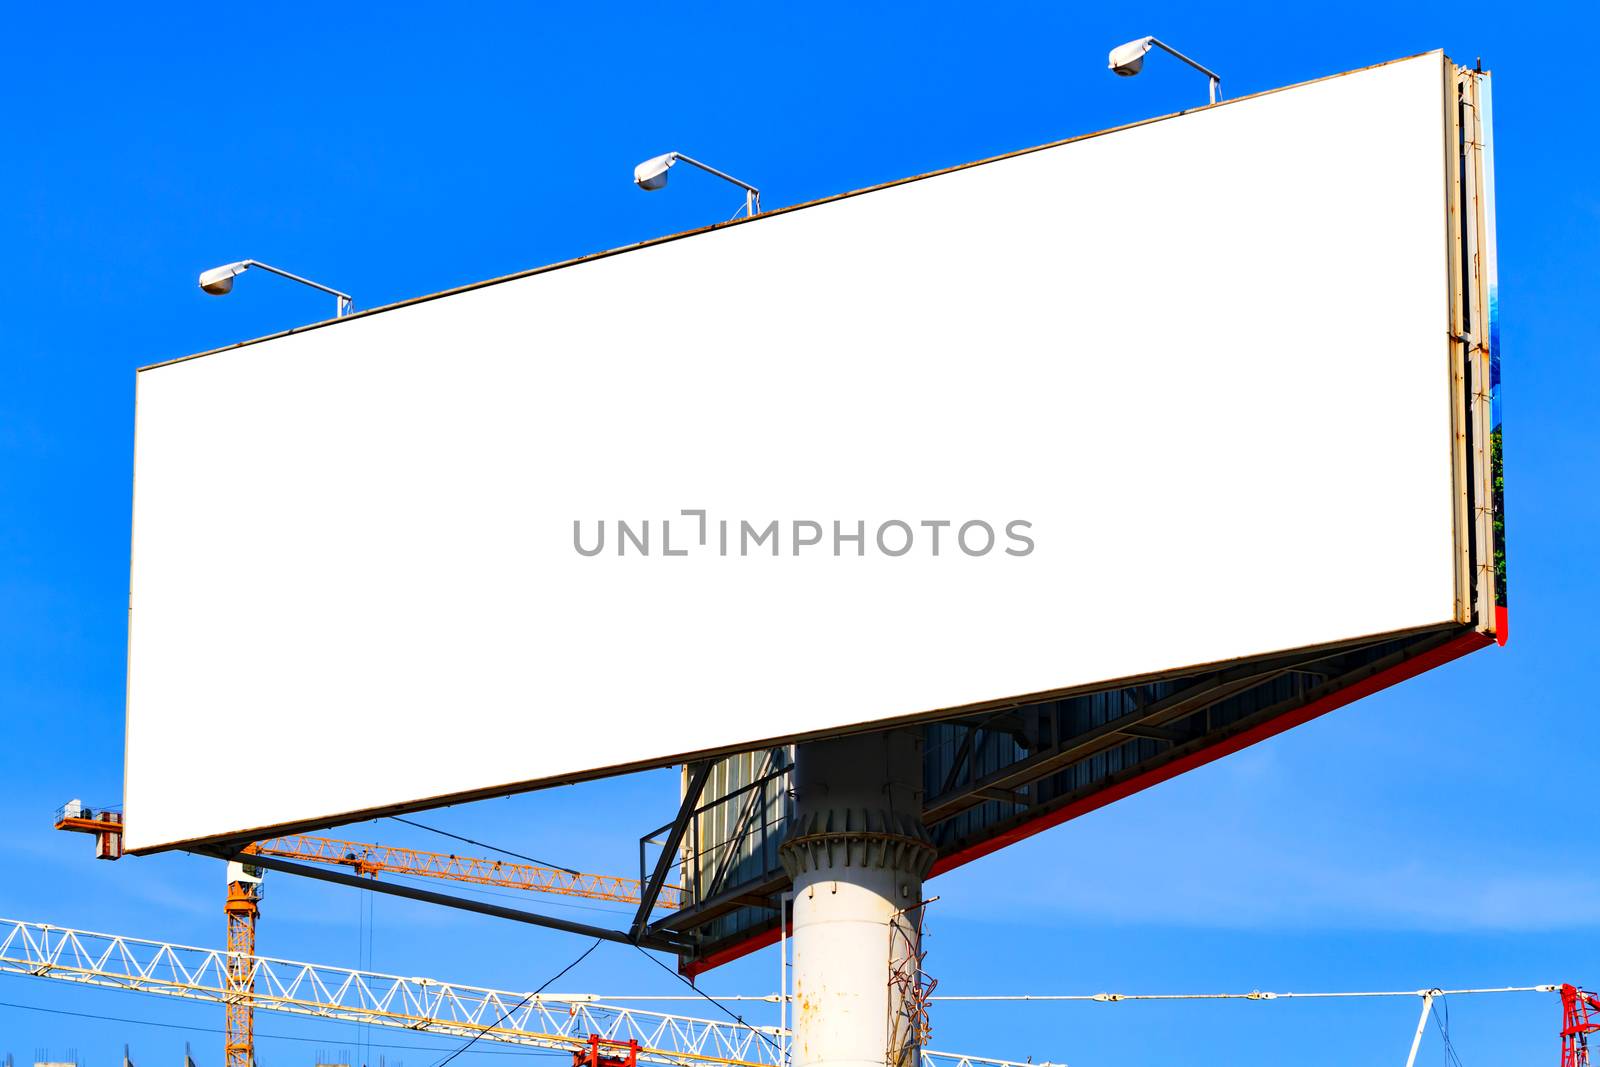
[1403,991,1437,1067]
[780,889,794,1065]
[780,731,933,1067]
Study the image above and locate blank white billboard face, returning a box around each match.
[126,54,1463,853]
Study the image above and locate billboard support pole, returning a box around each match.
[780,731,934,1067]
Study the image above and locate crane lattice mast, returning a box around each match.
[1562,985,1600,1067]
[244,832,679,908]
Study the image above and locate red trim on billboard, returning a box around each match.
[1495,607,1508,646]
[683,628,1493,977]
[684,923,787,979]
[926,629,1492,876]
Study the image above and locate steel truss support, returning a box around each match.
[923,631,1460,832]
[0,916,1045,1067]
[632,760,713,942]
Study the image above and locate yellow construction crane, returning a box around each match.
[243,832,679,908]
[52,804,673,906]
[222,862,262,1067]
[53,802,676,1067]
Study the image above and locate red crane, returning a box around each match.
[1562,985,1600,1067]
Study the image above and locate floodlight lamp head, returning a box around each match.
[198,261,250,296]
[1109,37,1155,76]
[634,152,678,191]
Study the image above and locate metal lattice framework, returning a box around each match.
[1562,985,1600,1067]
[0,918,1051,1067]
[222,882,259,1067]
[246,833,682,909]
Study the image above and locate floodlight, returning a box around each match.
[634,153,677,192]
[632,151,761,216]
[198,259,354,317]
[198,261,248,295]
[1108,36,1222,104]
[1109,37,1154,77]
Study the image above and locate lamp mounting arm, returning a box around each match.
[671,154,762,214]
[242,260,356,315]
[1147,38,1222,103]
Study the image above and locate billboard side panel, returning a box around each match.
[125,54,1461,853]
[1450,64,1503,643]
[1445,61,1473,624]
[1476,72,1507,641]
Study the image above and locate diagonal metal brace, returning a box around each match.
[703,749,779,902]
[631,760,712,943]
[208,848,688,951]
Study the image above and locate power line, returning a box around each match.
[405,808,785,1059]
[928,986,1557,1002]
[632,945,787,1059]
[0,996,567,1058]
[427,938,602,1067]
[1432,994,1467,1067]
[383,870,636,918]
[373,815,782,1055]
[388,816,581,875]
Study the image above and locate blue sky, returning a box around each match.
[2,2,1598,1065]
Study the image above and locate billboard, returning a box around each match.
[123,51,1501,856]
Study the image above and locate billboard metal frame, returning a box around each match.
[657,58,1506,975]
[125,53,1504,966]
[671,625,1491,975]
